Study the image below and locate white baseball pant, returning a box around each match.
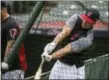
[49,60,85,79]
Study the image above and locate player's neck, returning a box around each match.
[2,13,10,21]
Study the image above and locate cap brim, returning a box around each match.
[81,14,95,24]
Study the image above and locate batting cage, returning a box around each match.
[1,1,109,80]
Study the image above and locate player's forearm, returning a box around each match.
[51,43,72,59]
[5,40,15,57]
[53,25,72,45]
[53,31,67,45]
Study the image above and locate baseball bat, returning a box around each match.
[34,59,45,79]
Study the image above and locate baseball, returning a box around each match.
[2,62,9,70]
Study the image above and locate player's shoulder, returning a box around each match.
[8,16,17,24]
[69,14,79,21]
[72,14,79,16]
[71,14,79,18]
[7,16,18,28]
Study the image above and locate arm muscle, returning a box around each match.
[53,24,72,45]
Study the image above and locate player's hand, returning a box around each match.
[41,52,52,62]
[44,42,56,54]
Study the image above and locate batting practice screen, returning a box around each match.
[1,1,109,80]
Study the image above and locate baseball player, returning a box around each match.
[41,8,100,79]
[1,1,27,79]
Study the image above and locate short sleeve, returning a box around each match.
[71,29,93,53]
[66,14,78,30]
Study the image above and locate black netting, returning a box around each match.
[2,1,109,79]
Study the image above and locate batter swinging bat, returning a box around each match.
[34,59,45,79]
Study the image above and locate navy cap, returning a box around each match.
[81,8,100,24]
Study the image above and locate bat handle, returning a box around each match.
[34,59,45,79]
[41,59,44,63]
[39,59,44,68]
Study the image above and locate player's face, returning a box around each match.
[1,8,6,20]
[82,20,94,29]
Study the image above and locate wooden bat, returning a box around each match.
[34,59,45,79]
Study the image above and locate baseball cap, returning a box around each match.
[81,8,100,24]
[1,1,12,14]
[1,1,7,8]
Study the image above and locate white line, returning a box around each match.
[41,71,51,76]
[84,54,108,63]
[24,71,51,79]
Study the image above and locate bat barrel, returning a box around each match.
[34,60,45,79]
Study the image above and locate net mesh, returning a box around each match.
[36,1,108,31]
[11,1,108,31]
[5,1,109,79]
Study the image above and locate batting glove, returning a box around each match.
[44,42,56,54]
[41,52,52,62]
